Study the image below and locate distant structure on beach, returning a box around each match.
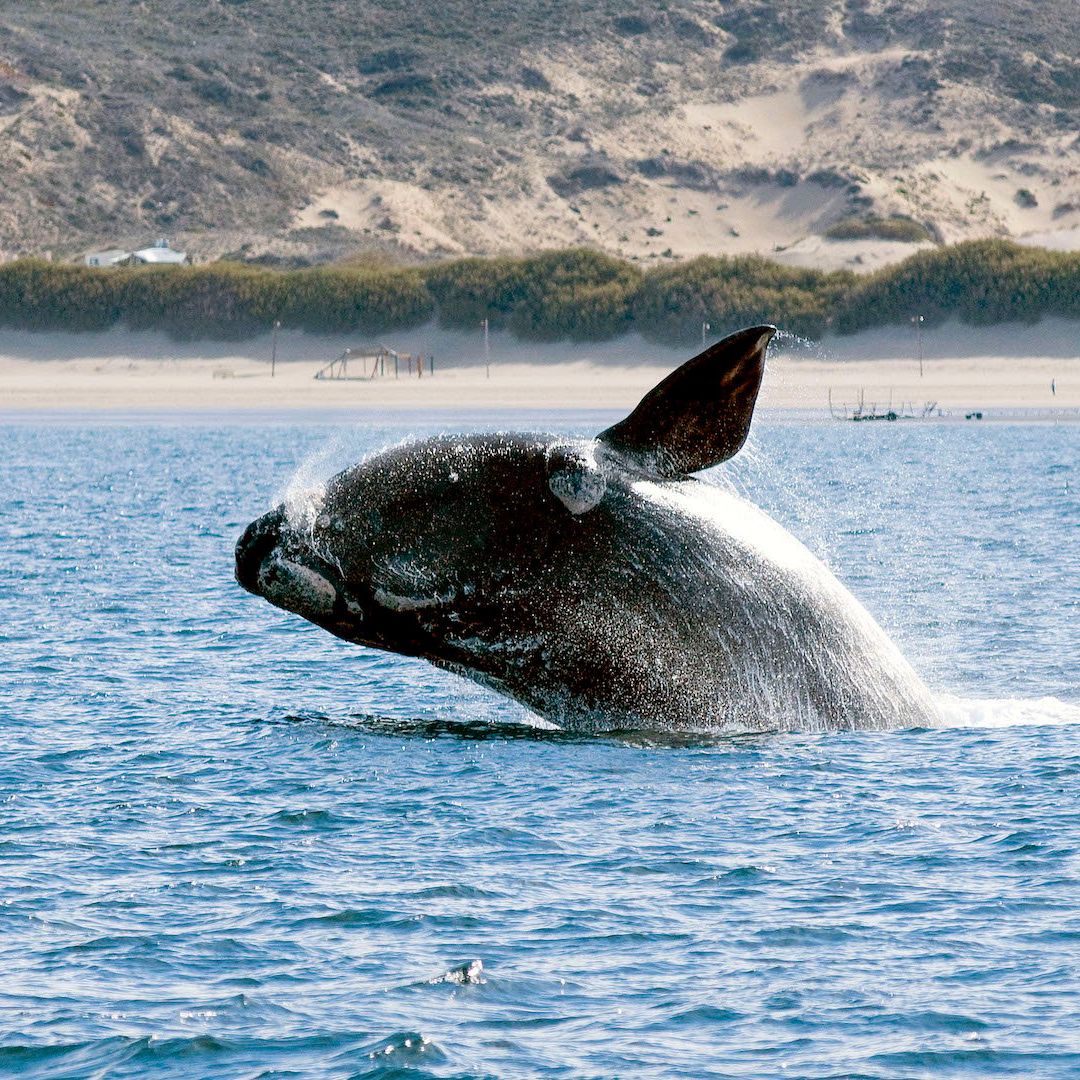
[829,388,940,422]
[314,345,432,380]
[83,239,190,267]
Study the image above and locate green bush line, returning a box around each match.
[1,240,1077,344]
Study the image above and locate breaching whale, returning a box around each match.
[235,325,938,732]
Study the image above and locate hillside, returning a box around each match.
[2,1,1079,270]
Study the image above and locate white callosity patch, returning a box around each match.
[444,633,547,661]
[258,557,338,618]
[547,444,607,515]
[342,595,365,621]
[374,587,458,612]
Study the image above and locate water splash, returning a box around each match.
[427,959,485,985]
[770,326,831,360]
[936,695,1080,728]
[275,444,338,534]
[627,477,938,731]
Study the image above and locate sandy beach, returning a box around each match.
[0,321,1076,416]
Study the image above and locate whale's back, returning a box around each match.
[596,478,939,732]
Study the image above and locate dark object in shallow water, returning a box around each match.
[236,326,937,732]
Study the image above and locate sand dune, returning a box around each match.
[278,47,1080,272]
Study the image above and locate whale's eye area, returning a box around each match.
[547,445,606,515]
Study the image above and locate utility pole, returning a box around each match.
[912,314,924,378]
[271,320,281,377]
[702,321,710,349]
[483,317,490,380]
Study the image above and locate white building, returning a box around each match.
[83,248,129,268]
[83,239,190,268]
[125,239,189,265]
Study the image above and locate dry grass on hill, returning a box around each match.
[1,1,1078,270]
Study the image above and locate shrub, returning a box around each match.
[426,248,641,341]
[424,255,529,330]
[120,263,287,338]
[825,215,934,242]
[632,255,855,343]
[277,266,432,334]
[832,239,1080,333]
[0,260,123,330]
[1,240,1077,343]
[0,260,432,339]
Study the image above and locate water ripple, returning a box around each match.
[0,418,1077,1077]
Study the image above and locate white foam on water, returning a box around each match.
[935,694,1080,728]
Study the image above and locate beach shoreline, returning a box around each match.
[0,322,1076,416]
[1,356,1075,418]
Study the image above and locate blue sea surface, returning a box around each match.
[1,412,1078,1078]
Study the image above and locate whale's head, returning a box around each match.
[235,325,774,708]
[235,432,605,653]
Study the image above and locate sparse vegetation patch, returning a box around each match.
[825,215,934,243]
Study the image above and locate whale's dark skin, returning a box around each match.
[236,326,938,732]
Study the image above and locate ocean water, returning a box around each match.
[1,411,1077,1079]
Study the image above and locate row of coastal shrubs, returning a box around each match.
[1,240,1078,345]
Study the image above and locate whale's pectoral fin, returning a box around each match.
[597,324,775,476]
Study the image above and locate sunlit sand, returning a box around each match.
[0,322,1075,414]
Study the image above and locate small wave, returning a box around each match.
[296,907,401,929]
[665,1003,747,1027]
[407,883,505,900]
[269,807,337,826]
[0,1034,235,1074]
[357,1030,447,1066]
[936,694,1080,728]
[0,1031,449,1078]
